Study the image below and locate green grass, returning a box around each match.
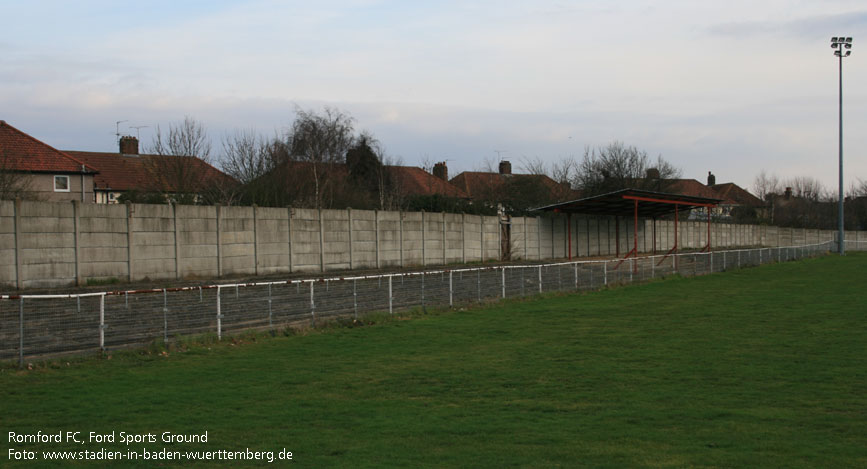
[2,254,866,468]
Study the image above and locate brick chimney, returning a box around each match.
[499,160,512,175]
[785,187,792,199]
[432,161,448,181]
[707,171,716,186]
[120,136,139,155]
[646,168,660,179]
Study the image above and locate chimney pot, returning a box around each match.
[499,160,512,175]
[707,171,716,186]
[432,162,448,181]
[785,187,793,199]
[120,136,139,155]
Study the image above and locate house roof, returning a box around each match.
[0,121,97,173]
[388,166,468,198]
[66,150,235,192]
[669,179,734,203]
[449,171,576,201]
[711,182,763,207]
[268,160,468,199]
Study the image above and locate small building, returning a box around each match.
[449,160,576,211]
[0,120,97,202]
[67,136,235,204]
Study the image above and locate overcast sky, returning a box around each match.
[2,0,866,193]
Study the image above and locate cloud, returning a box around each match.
[709,10,867,39]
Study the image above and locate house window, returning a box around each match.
[54,175,70,192]
[108,192,116,201]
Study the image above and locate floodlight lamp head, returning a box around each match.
[846,51,851,56]
[846,37,853,43]
[835,51,841,57]
[845,43,852,49]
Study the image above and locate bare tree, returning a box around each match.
[518,155,578,187]
[418,155,436,174]
[752,169,781,203]
[380,153,405,210]
[550,156,578,187]
[476,156,498,173]
[573,141,681,196]
[518,156,547,176]
[0,146,35,200]
[149,115,213,159]
[285,106,355,209]
[220,129,272,185]
[145,116,217,204]
[782,176,828,201]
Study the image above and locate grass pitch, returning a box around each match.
[2,253,865,467]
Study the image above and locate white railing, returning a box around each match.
[0,242,837,365]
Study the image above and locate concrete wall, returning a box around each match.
[0,199,859,289]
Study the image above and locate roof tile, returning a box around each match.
[0,121,97,173]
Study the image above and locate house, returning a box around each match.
[710,178,764,219]
[667,172,763,220]
[448,161,576,212]
[254,158,469,209]
[0,120,97,202]
[66,136,235,204]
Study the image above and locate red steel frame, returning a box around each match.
[613,194,717,269]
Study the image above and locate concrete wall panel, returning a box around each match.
[80,247,127,263]
[80,262,127,278]
[0,200,14,217]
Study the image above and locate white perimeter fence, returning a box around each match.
[2,240,863,365]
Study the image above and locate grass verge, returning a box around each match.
[1,253,865,467]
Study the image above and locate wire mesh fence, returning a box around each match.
[0,241,845,365]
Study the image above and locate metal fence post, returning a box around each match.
[422,272,426,311]
[477,270,481,302]
[449,271,453,307]
[216,286,222,340]
[388,276,393,315]
[603,262,608,286]
[268,284,273,327]
[162,288,168,343]
[310,281,316,325]
[538,265,543,293]
[19,297,24,369]
[574,263,578,289]
[737,250,741,268]
[501,267,506,299]
[99,294,105,351]
[353,279,358,319]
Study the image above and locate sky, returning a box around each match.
[2,0,866,194]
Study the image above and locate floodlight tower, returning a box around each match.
[831,36,853,255]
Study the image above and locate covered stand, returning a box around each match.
[534,189,721,268]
